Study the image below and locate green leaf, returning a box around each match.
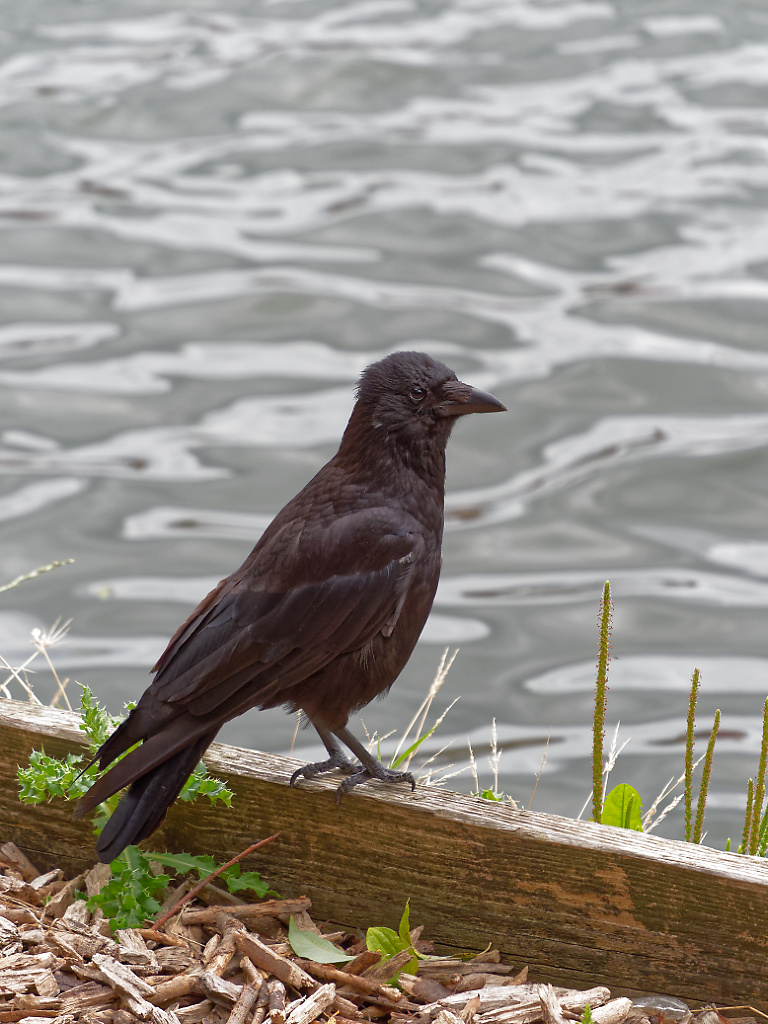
[366,926,403,958]
[397,899,418,974]
[179,762,233,806]
[139,852,276,900]
[398,898,411,947]
[226,869,273,899]
[78,686,123,751]
[602,784,643,831]
[145,851,218,877]
[390,726,438,770]
[17,688,246,929]
[288,918,354,964]
[18,749,92,804]
[87,846,171,930]
[477,788,503,802]
[366,901,418,978]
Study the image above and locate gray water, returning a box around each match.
[2,0,768,848]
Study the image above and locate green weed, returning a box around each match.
[16,684,280,930]
[365,899,419,978]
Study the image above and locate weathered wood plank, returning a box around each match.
[2,697,767,1008]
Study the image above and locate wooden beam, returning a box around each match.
[2,697,766,1009]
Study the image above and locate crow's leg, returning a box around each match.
[330,725,415,804]
[289,722,358,787]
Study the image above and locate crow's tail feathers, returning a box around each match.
[93,733,216,863]
[75,727,217,863]
[94,734,213,862]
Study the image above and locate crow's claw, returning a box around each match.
[334,765,415,804]
[290,751,360,787]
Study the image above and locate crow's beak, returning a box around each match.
[436,380,507,418]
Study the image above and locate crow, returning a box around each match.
[75,351,506,862]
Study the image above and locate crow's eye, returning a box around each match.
[410,386,426,403]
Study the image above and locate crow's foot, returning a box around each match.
[334,764,415,804]
[290,750,359,787]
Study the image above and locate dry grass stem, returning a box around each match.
[489,719,500,794]
[578,724,627,821]
[1,620,74,707]
[528,736,550,811]
[643,757,704,833]
[0,559,74,596]
[392,647,459,771]
[31,619,74,711]
[0,652,42,704]
[601,723,629,802]
[468,741,479,793]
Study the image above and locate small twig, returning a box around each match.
[295,958,402,999]
[182,895,310,925]
[285,983,337,1024]
[268,976,288,1024]
[236,930,317,991]
[703,1007,768,1022]
[227,979,261,1024]
[150,834,280,930]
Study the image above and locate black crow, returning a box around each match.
[75,351,505,861]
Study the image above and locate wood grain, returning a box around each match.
[2,697,767,1008]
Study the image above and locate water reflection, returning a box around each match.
[527,655,768,695]
[438,568,768,607]
[2,0,768,846]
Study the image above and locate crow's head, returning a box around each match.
[343,351,505,470]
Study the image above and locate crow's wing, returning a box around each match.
[148,508,423,718]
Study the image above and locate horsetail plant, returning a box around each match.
[747,697,768,855]
[591,581,612,824]
[740,778,754,855]
[684,668,700,843]
[692,708,719,845]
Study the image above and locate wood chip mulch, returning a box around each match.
[1,841,762,1024]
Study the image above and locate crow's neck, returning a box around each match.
[336,415,449,497]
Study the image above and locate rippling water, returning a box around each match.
[3,0,768,846]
